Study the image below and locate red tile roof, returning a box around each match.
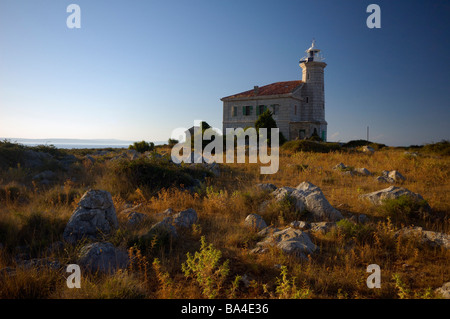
[222,80,302,100]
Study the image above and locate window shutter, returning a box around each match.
[256,106,259,116]
[249,106,253,115]
[242,106,245,115]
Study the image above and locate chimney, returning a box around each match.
[254,85,259,96]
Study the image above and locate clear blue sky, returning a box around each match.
[0,0,449,146]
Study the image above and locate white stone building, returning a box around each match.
[221,40,328,141]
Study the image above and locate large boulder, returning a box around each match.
[77,242,128,274]
[293,182,343,221]
[270,182,342,221]
[254,227,317,258]
[360,186,428,206]
[63,190,119,244]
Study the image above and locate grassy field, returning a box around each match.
[0,140,448,299]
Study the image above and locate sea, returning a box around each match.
[1,138,165,149]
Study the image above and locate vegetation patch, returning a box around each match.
[281,140,342,153]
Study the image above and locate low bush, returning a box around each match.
[281,140,342,153]
[342,139,386,150]
[378,195,430,223]
[336,219,375,242]
[421,140,450,156]
[109,157,213,196]
[129,141,155,153]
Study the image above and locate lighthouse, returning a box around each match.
[299,40,327,141]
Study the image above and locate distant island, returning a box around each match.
[0,138,165,149]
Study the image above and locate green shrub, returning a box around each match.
[255,110,286,145]
[342,139,386,150]
[168,138,179,147]
[129,141,155,153]
[111,157,212,196]
[181,236,230,299]
[378,195,430,223]
[336,219,375,242]
[0,140,27,169]
[275,265,311,299]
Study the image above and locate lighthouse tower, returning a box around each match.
[299,40,328,141]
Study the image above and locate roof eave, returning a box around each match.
[221,93,296,102]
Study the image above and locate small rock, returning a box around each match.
[310,222,336,234]
[145,217,178,239]
[404,151,419,157]
[354,168,372,176]
[18,258,61,270]
[375,175,393,183]
[172,208,198,228]
[362,146,375,154]
[257,226,280,237]
[435,282,450,299]
[272,187,296,201]
[255,183,277,192]
[395,227,450,249]
[32,170,56,181]
[240,274,251,287]
[126,212,147,226]
[78,242,128,274]
[290,221,311,230]
[255,227,318,258]
[360,186,428,207]
[156,208,175,217]
[388,170,406,182]
[333,163,348,170]
[244,214,267,231]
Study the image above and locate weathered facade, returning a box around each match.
[221,41,328,141]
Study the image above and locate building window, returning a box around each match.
[232,106,237,117]
[305,97,309,103]
[257,105,267,115]
[243,105,252,116]
[270,104,279,115]
[295,105,297,115]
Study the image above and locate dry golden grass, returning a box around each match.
[0,146,449,299]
